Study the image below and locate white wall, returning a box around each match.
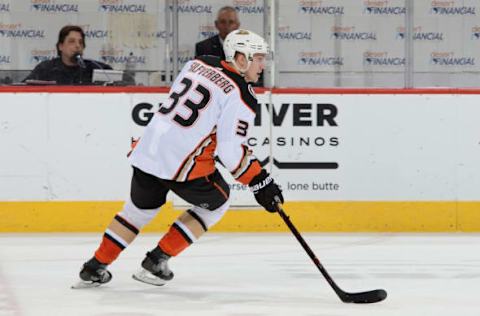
[1,91,479,205]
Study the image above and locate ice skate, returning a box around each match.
[132,247,174,286]
[71,257,112,289]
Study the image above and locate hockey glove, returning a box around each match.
[249,169,284,212]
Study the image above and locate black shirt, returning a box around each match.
[23,57,112,85]
[195,35,225,60]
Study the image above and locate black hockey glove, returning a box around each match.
[249,169,284,213]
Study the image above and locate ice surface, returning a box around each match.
[0,233,479,316]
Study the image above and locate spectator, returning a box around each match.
[195,7,264,86]
[23,25,112,85]
[195,6,240,60]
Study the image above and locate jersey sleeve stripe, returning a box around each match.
[232,145,248,175]
[235,160,262,185]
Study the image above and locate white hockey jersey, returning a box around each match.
[129,56,262,185]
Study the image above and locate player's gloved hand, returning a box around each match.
[249,169,284,212]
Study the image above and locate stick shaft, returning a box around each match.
[276,205,345,297]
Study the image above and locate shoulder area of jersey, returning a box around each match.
[194,55,222,68]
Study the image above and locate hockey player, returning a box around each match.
[73,29,284,288]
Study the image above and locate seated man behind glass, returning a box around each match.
[23,25,112,85]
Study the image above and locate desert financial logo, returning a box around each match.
[331,26,376,40]
[170,50,194,65]
[233,0,264,14]
[363,0,405,15]
[430,52,475,66]
[0,55,10,64]
[31,0,78,13]
[83,26,110,39]
[170,0,212,13]
[298,51,343,66]
[155,30,169,39]
[396,26,444,41]
[98,0,146,13]
[0,2,10,12]
[0,23,45,39]
[430,1,476,15]
[99,49,146,65]
[278,26,312,40]
[363,51,405,67]
[471,26,480,40]
[298,0,344,15]
[30,49,56,63]
[198,25,216,40]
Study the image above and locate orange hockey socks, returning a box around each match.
[158,210,208,256]
[95,214,140,264]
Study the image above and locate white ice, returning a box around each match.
[0,233,479,316]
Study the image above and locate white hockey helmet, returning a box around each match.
[223,29,269,63]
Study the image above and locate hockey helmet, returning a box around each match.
[223,29,269,63]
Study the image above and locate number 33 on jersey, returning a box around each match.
[129,55,262,185]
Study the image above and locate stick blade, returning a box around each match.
[341,289,387,304]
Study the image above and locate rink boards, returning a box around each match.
[1,87,479,232]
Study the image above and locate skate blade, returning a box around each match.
[71,280,102,289]
[132,268,167,286]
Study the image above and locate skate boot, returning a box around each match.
[132,247,174,286]
[71,257,112,289]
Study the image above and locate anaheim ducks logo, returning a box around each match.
[237,29,250,35]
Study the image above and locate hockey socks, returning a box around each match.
[158,209,208,256]
[132,211,206,287]
[95,214,140,264]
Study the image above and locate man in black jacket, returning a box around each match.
[195,7,264,86]
[23,25,112,85]
[195,6,240,60]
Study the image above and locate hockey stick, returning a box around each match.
[274,197,387,304]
